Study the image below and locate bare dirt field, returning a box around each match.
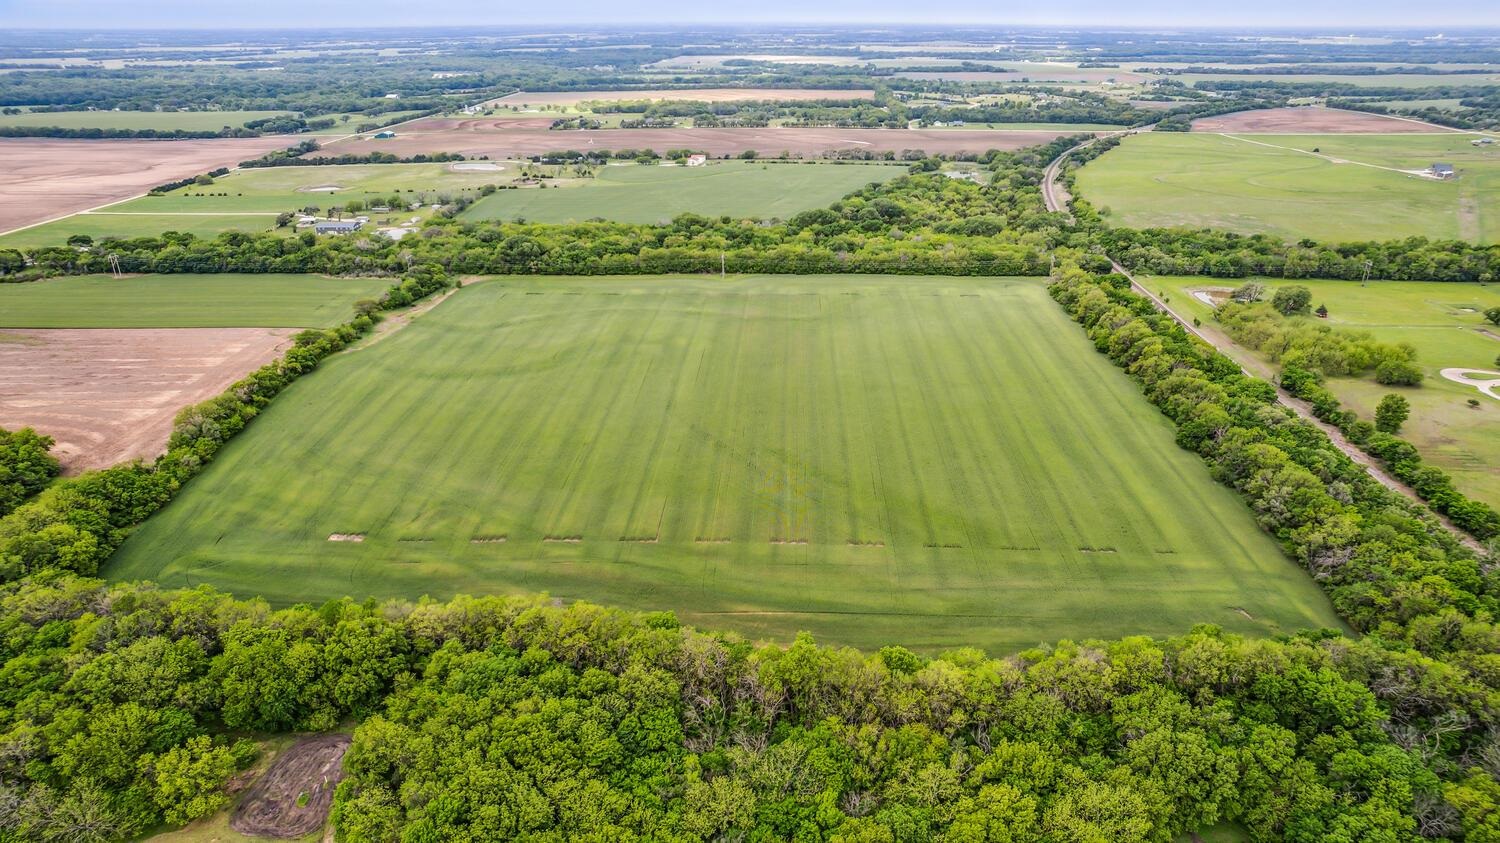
[1190,107,1451,133]
[230,734,351,839]
[0,327,295,473]
[0,136,295,234]
[332,121,1078,158]
[488,87,875,107]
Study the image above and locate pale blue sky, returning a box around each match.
[1,0,1497,28]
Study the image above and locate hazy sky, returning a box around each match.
[1,0,1497,29]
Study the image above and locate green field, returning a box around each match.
[108,275,1339,653]
[1150,275,1500,508]
[110,162,510,214]
[1076,132,1499,243]
[462,161,908,223]
[0,215,279,250]
[0,109,294,131]
[0,162,509,248]
[0,273,390,328]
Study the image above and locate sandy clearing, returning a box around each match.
[1190,106,1452,134]
[0,327,296,473]
[230,735,350,839]
[0,136,296,234]
[327,121,1077,158]
[486,88,875,107]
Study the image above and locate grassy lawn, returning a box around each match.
[0,109,294,132]
[1149,275,1500,508]
[1075,132,1499,243]
[108,275,1340,654]
[462,160,907,223]
[0,274,391,328]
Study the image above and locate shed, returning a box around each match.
[373,130,397,140]
[314,220,364,235]
[1429,163,1456,179]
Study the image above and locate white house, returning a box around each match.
[685,154,707,167]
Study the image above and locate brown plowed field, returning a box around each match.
[329,121,1077,158]
[488,88,875,106]
[0,136,295,233]
[231,735,351,839]
[1190,107,1450,133]
[0,327,295,473]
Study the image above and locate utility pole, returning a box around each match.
[108,254,122,279]
[1361,259,1373,287]
[721,251,726,278]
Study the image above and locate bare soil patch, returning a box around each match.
[1190,107,1450,134]
[0,136,296,233]
[329,122,1075,158]
[0,327,295,473]
[487,88,875,107]
[230,734,350,839]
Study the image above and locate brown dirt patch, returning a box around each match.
[487,88,875,107]
[0,327,295,473]
[230,734,350,839]
[0,136,296,234]
[1190,107,1450,134]
[328,121,1075,158]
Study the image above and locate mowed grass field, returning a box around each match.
[110,162,511,214]
[1076,132,1499,242]
[1152,276,1500,508]
[109,275,1340,653]
[0,215,278,250]
[461,161,908,223]
[0,109,295,132]
[0,273,390,328]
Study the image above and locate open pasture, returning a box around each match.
[1075,131,1499,242]
[325,121,1083,159]
[0,109,295,132]
[462,160,906,223]
[487,88,875,107]
[1153,276,1500,508]
[0,273,389,328]
[108,275,1339,653]
[0,136,297,235]
[109,161,514,215]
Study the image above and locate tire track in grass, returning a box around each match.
[546,291,677,539]
[900,289,984,563]
[845,288,902,593]
[455,291,603,548]
[693,289,752,546]
[822,289,864,547]
[615,288,712,543]
[927,286,1036,557]
[485,290,637,543]
[561,290,672,540]
[867,287,946,552]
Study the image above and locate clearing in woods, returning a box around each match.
[1074,131,1499,242]
[108,275,1339,653]
[461,160,908,223]
[1151,276,1500,510]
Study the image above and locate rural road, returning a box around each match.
[1116,262,1486,553]
[1039,143,1484,551]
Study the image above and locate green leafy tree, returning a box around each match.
[1271,285,1313,315]
[1375,394,1410,433]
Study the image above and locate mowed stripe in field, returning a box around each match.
[108,275,1340,653]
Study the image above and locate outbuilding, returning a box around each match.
[314,220,364,235]
[1428,163,1456,179]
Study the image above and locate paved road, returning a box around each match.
[1038,138,1482,549]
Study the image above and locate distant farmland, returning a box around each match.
[462,161,907,223]
[0,109,295,132]
[109,275,1339,653]
[1075,131,1498,242]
